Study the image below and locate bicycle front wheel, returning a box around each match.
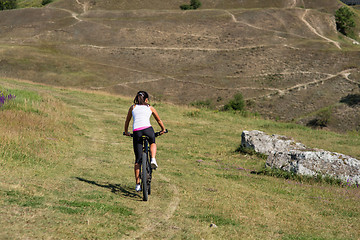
[141,152,148,201]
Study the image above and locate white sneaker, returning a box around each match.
[135,184,141,192]
[151,158,158,169]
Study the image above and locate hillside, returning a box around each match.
[0,0,359,132]
[0,78,359,239]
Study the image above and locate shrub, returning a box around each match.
[180,4,192,10]
[335,6,356,37]
[190,0,201,9]
[223,93,245,111]
[307,108,332,128]
[180,0,201,10]
[42,0,53,5]
[0,0,17,10]
[340,94,360,107]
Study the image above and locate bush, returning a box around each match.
[223,93,245,111]
[0,0,17,10]
[180,0,201,10]
[335,6,356,37]
[307,108,332,128]
[42,0,53,5]
[190,0,201,9]
[340,94,360,107]
[180,4,192,10]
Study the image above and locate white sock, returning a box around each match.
[151,158,156,162]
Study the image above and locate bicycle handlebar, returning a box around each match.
[123,129,168,137]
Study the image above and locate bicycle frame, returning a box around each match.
[141,136,152,200]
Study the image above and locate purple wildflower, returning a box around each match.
[0,90,16,108]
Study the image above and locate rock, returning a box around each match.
[241,130,307,155]
[241,130,360,184]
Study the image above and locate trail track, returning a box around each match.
[125,174,180,240]
[301,9,341,49]
[226,7,341,49]
[249,69,356,100]
[79,101,179,240]
[44,87,181,240]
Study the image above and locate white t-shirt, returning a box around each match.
[132,105,152,131]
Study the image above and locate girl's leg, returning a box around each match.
[150,143,158,169]
[134,163,140,184]
[150,143,157,158]
[133,131,143,185]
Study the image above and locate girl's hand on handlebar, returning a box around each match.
[160,129,168,135]
[124,131,131,136]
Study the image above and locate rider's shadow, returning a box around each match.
[75,177,141,200]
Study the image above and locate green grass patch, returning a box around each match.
[3,190,45,208]
[55,200,134,216]
[0,87,43,113]
[17,0,43,8]
[254,166,345,186]
[188,213,240,226]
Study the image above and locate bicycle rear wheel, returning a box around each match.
[141,152,148,201]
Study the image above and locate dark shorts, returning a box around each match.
[133,127,155,164]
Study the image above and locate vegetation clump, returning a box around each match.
[236,145,268,160]
[0,0,17,10]
[335,6,356,37]
[255,166,353,187]
[180,0,201,10]
[223,93,245,112]
[340,93,360,107]
[307,108,332,128]
[41,0,53,5]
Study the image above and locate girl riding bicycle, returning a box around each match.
[124,91,166,192]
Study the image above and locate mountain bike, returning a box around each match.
[124,129,168,201]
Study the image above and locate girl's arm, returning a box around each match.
[124,106,133,136]
[150,106,166,133]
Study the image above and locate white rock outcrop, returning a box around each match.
[241,130,360,184]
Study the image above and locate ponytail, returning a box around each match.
[134,91,149,105]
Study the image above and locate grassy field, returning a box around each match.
[0,78,359,239]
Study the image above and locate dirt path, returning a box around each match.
[81,44,270,52]
[225,10,307,40]
[249,69,356,100]
[75,0,88,13]
[124,173,180,240]
[226,7,341,49]
[49,0,111,29]
[289,0,297,8]
[301,9,341,49]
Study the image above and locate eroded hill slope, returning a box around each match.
[0,0,359,131]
